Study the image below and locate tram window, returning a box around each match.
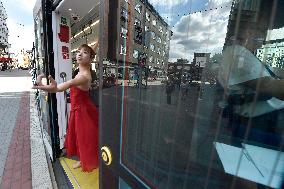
[101,0,284,188]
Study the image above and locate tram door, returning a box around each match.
[100,0,284,189]
[33,0,58,160]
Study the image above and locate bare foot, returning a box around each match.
[72,161,81,169]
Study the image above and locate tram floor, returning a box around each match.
[59,157,99,189]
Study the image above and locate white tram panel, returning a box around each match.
[52,11,72,149]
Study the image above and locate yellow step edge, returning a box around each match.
[59,157,99,189]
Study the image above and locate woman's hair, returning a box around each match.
[78,44,96,59]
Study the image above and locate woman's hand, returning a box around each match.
[32,74,58,93]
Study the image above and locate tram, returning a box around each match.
[32,0,284,188]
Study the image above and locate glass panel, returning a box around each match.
[102,0,284,188]
[119,178,133,189]
[34,9,52,153]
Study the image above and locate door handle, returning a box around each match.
[101,146,112,166]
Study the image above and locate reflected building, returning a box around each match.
[224,0,284,68]
[224,0,262,47]
[120,0,171,71]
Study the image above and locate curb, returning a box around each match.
[30,92,56,189]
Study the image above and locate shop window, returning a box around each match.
[135,4,142,14]
[133,50,139,59]
[120,45,127,55]
[121,27,128,38]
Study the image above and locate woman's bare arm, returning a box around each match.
[32,74,88,93]
[244,76,284,100]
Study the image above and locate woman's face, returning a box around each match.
[76,48,92,65]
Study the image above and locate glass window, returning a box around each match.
[133,50,139,58]
[134,18,141,26]
[145,25,149,32]
[120,8,128,22]
[157,36,161,43]
[150,43,154,51]
[102,1,284,189]
[146,12,150,22]
[156,47,160,54]
[120,27,128,38]
[135,4,142,14]
[152,19,156,26]
[151,31,156,40]
[149,55,153,63]
[120,45,126,55]
[159,26,163,33]
[156,59,160,64]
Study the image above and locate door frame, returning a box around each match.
[99,0,151,188]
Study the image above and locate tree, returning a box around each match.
[210,53,223,64]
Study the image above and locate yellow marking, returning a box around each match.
[59,157,99,189]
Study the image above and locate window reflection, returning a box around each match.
[102,0,284,188]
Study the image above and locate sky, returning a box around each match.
[148,0,233,62]
[1,0,37,53]
[1,0,232,62]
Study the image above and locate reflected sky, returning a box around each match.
[148,0,233,62]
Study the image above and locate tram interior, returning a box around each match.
[54,0,100,188]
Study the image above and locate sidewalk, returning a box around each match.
[0,91,55,189]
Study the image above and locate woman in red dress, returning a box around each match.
[33,43,99,172]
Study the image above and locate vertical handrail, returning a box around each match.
[60,72,68,130]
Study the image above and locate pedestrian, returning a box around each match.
[166,77,174,104]
[32,43,99,172]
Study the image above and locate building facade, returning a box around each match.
[0,1,8,54]
[119,0,171,69]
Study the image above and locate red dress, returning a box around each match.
[64,87,99,172]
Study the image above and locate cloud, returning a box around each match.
[148,0,190,7]
[7,18,35,52]
[168,0,232,62]
[4,0,37,13]
[2,0,36,53]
